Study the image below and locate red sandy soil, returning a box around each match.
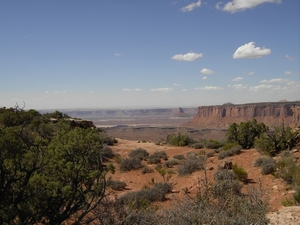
[109,138,300,212]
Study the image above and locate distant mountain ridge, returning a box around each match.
[186,101,300,128]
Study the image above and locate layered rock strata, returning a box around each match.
[186,102,300,128]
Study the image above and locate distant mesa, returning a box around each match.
[170,107,192,118]
[186,101,300,129]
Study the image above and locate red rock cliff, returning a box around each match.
[186,102,300,128]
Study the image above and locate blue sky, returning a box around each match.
[1,0,299,109]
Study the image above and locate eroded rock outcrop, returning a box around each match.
[186,102,300,128]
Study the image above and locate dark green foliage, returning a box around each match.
[203,139,222,149]
[221,142,240,151]
[128,148,149,160]
[218,145,242,159]
[0,107,111,224]
[255,124,298,155]
[178,156,206,176]
[119,157,143,171]
[173,154,185,160]
[167,132,194,146]
[107,179,127,190]
[227,119,268,149]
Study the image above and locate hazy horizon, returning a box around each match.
[1,0,299,110]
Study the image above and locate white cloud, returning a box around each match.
[123,88,143,91]
[180,0,201,12]
[172,52,203,61]
[249,84,279,92]
[285,54,293,60]
[248,71,255,75]
[182,89,187,91]
[228,84,248,90]
[195,86,223,90]
[285,71,293,75]
[173,83,181,86]
[260,78,289,84]
[233,42,271,59]
[200,68,214,74]
[150,88,174,92]
[45,91,49,94]
[114,53,121,56]
[217,0,281,13]
[202,76,207,80]
[232,76,243,82]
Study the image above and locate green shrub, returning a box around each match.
[173,154,185,160]
[141,167,154,174]
[119,158,143,172]
[107,179,127,190]
[232,164,248,182]
[261,157,276,175]
[222,142,240,151]
[254,134,274,155]
[206,151,215,158]
[118,182,172,208]
[101,145,115,161]
[204,139,222,149]
[276,155,300,185]
[190,142,203,149]
[253,156,269,167]
[128,148,149,160]
[164,158,180,168]
[178,156,205,176]
[167,132,194,146]
[151,151,168,160]
[214,168,236,181]
[147,156,161,165]
[218,146,242,159]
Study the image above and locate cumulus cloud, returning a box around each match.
[232,76,243,82]
[285,54,293,60]
[182,89,187,91]
[202,76,207,80]
[123,88,143,91]
[114,53,121,56]
[233,42,271,59]
[249,84,279,92]
[285,71,293,75]
[173,83,181,86]
[228,84,248,90]
[180,0,201,12]
[195,86,223,90]
[248,71,255,75]
[172,52,203,61]
[216,0,281,13]
[260,78,289,84]
[200,68,214,74]
[150,88,174,92]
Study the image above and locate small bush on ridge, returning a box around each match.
[120,157,143,172]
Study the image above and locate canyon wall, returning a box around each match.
[186,102,300,129]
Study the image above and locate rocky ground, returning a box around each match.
[106,136,300,225]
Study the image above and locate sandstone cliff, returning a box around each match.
[186,101,300,129]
